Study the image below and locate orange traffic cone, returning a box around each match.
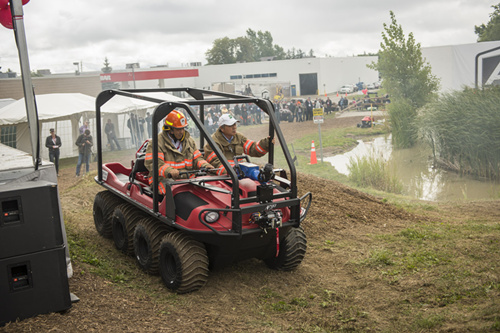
[309,140,317,165]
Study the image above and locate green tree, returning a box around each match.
[101,57,119,90]
[205,37,236,65]
[205,29,289,65]
[369,11,439,148]
[234,36,255,63]
[475,3,500,42]
[101,57,113,73]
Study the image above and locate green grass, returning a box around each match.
[353,217,500,326]
[292,126,388,152]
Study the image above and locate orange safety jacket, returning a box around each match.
[203,130,270,175]
[145,130,210,194]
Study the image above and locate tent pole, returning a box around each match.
[11,0,40,168]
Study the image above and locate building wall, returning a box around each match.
[3,41,500,102]
[0,75,102,99]
[196,57,379,96]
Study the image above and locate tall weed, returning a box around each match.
[348,154,403,194]
[418,86,500,179]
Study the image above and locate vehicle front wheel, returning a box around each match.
[93,191,123,238]
[264,227,307,271]
[159,232,209,294]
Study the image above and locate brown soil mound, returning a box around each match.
[297,173,417,234]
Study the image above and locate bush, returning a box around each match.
[389,99,418,149]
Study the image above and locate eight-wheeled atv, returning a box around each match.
[93,88,312,293]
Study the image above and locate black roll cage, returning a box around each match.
[95,87,301,235]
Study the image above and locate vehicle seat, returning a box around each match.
[129,157,148,184]
[128,157,152,196]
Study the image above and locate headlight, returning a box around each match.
[204,211,220,223]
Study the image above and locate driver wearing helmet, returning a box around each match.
[145,110,213,194]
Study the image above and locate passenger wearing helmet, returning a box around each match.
[203,113,275,175]
[145,110,213,194]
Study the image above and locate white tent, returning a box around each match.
[0,92,184,159]
[0,98,16,110]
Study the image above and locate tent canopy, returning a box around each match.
[0,92,185,125]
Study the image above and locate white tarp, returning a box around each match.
[0,92,184,159]
[0,93,96,125]
[0,92,184,125]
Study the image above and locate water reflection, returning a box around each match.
[324,135,500,201]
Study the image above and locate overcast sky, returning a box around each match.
[0,0,496,74]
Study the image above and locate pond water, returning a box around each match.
[324,135,500,201]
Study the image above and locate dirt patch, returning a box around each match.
[2,114,498,332]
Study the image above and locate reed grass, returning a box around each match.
[418,86,500,180]
[347,154,403,194]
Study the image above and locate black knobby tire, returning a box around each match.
[93,191,123,238]
[112,204,144,255]
[133,218,171,274]
[264,227,307,271]
[159,232,209,294]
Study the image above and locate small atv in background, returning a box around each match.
[93,88,312,293]
[357,116,374,128]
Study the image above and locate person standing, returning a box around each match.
[79,120,89,134]
[75,129,93,176]
[325,97,333,114]
[45,128,62,175]
[145,112,153,138]
[296,100,303,122]
[305,97,313,121]
[104,119,121,151]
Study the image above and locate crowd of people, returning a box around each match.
[273,96,344,123]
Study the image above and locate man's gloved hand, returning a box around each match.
[168,169,180,179]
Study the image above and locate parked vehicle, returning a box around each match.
[339,85,353,94]
[93,88,312,294]
[355,82,366,90]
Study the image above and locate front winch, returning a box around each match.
[250,209,282,232]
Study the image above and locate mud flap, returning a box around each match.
[161,180,176,221]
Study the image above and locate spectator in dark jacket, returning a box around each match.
[104,119,121,151]
[45,128,62,175]
[75,129,93,176]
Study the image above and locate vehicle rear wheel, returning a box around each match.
[133,218,170,274]
[159,231,209,294]
[264,227,307,271]
[112,204,144,255]
[93,191,123,238]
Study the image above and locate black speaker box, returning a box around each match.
[0,180,64,259]
[0,246,71,325]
